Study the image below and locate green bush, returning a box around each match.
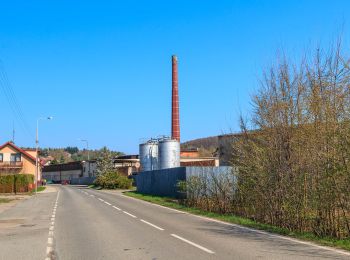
[94,171,132,189]
[0,175,14,185]
[0,175,15,193]
[0,174,34,193]
[15,174,34,192]
[15,174,34,186]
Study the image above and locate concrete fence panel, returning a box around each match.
[135,166,233,198]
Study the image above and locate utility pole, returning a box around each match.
[79,139,90,177]
[35,116,53,195]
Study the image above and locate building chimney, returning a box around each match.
[172,55,180,142]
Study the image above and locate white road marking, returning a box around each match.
[113,206,121,211]
[170,234,215,254]
[140,219,164,231]
[46,190,59,259]
[98,198,105,202]
[90,194,95,197]
[104,201,112,206]
[123,194,350,257]
[46,246,53,254]
[123,211,137,218]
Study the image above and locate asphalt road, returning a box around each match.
[1,185,350,260]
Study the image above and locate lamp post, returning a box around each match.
[79,139,90,177]
[35,116,53,195]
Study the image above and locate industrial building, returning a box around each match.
[43,55,220,186]
[135,55,230,197]
[42,156,140,183]
[42,152,218,184]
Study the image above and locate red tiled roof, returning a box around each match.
[0,141,37,163]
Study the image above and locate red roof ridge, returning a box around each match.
[0,141,37,163]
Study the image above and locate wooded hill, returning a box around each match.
[181,136,219,157]
[23,146,124,164]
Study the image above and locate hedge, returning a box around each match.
[0,174,34,193]
[0,175,14,193]
[94,171,133,189]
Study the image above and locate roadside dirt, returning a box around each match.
[0,195,30,215]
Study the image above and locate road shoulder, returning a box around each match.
[119,190,350,256]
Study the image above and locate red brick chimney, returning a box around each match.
[172,55,180,142]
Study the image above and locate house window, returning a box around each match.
[0,153,3,162]
[10,153,21,162]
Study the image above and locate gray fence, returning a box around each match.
[70,177,96,185]
[135,166,233,198]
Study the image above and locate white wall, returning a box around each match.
[43,170,82,181]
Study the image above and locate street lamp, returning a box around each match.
[35,116,53,194]
[79,139,90,161]
[79,139,90,177]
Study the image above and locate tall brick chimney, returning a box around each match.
[172,55,180,142]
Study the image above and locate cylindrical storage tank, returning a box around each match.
[158,139,180,169]
[139,140,158,171]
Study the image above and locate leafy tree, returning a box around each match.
[59,155,65,164]
[40,148,49,157]
[64,146,79,154]
[95,147,114,176]
[50,159,59,165]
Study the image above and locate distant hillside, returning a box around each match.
[181,136,219,157]
[22,146,124,165]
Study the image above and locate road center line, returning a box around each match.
[46,190,59,259]
[140,219,164,231]
[104,201,112,206]
[170,234,215,254]
[98,198,105,202]
[123,211,137,218]
[113,206,121,211]
[90,194,95,197]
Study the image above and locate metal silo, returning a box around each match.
[158,138,180,169]
[139,140,158,171]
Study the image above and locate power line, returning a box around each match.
[0,60,34,140]
[0,65,33,135]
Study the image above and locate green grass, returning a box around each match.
[124,191,350,252]
[0,198,13,204]
[88,184,136,191]
[30,186,46,194]
[88,185,102,190]
[36,186,46,192]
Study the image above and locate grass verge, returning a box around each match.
[0,198,13,204]
[30,186,46,194]
[36,186,46,192]
[124,191,350,252]
[88,185,102,190]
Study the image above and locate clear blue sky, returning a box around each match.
[0,0,349,153]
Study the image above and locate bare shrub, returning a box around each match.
[184,40,350,238]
